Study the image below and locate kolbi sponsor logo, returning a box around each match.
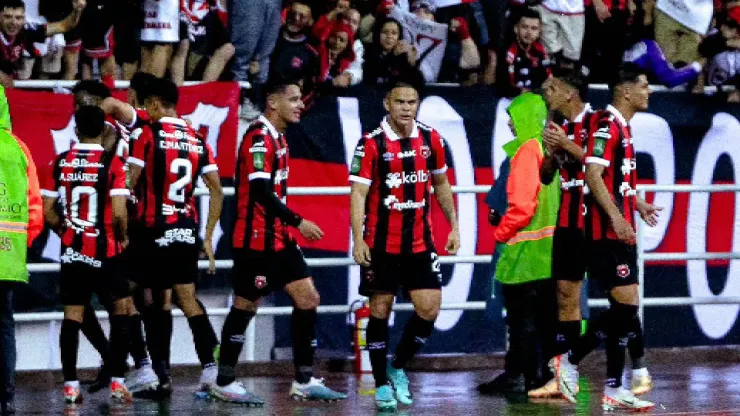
[385,170,429,189]
[383,195,426,211]
[155,228,196,246]
[274,168,289,184]
[618,182,637,196]
[621,158,637,175]
[61,247,102,268]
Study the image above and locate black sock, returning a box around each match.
[627,315,646,369]
[109,315,131,378]
[129,314,150,368]
[392,313,434,369]
[187,314,219,368]
[291,308,317,384]
[141,307,161,375]
[60,319,81,382]
[569,310,610,365]
[367,316,389,387]
[605,303,638,388]
[555,320,582,356]
[149,309,173,383]
[81,307,109,363]
[216,307,255,387]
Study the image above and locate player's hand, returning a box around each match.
[542,122,569,150]
[203,239,216,274]
[298,219,324,241]
[611,215,636,245]
[445,229,460,255]
[73,0,86,12]
[120,236,129,250]
[637,199,663,227]
[353,239,372,267]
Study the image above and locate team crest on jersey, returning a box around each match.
[617,264,630,278]
[420,145,431,159]
[255,276,267,289]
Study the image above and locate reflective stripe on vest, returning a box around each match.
[0,221,27,234]
[506,225,555,245]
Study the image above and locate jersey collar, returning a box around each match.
[606,104,627,126]
[159,116,188,126]
[574,103,592,123]
[381,117,419,141]
[258,115,280,138]
[73,142,104,151]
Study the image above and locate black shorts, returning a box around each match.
[232,243,311,302]
[552,227,588,281]
[60,253,129,306]
[586,239,639,291]
[127,226,200,290]
[359,250,442,297]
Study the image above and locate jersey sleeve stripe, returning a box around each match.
[349,175,372,185]
[41,189,58,197]
[201,164,218,174]
[585,156,610,167]
[127,156,145,167]
[431,166,448,175]
[109,189,131,196]
[248,172,271,181]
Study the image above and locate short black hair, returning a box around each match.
[72,80,111,99]
[143,77,179,107]
[553,67,589,100]
[264,79,302,98]
[514,7,541,25]
[1,0,25,10]
[75,105,106,139]
[129,72,158,104]
[609,63,646,92]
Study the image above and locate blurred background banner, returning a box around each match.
[13,84,740,353]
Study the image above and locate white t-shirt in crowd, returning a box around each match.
[656,0,713,35]
[540,0,585,14]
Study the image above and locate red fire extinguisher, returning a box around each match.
[349,299,372,374]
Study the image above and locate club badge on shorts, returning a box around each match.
[255,276,267,289]
[617,264,631,278]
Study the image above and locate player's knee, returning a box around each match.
[609,301,638,335]
[415,304,440,322]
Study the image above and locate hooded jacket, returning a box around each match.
[493,92,560,285]
[0,85,43,283]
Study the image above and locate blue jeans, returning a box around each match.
[0,283,15,405]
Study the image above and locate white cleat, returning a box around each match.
[210,381,265,406]
[126,365,159,393]
[198,365,218,392]
[602,386,655,412]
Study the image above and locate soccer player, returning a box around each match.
[71,80,159,395]
[127,77,222,394]
[41,106,133,404]
[551,64,661,411]
[210,81,347,405]
[349,82,460,412]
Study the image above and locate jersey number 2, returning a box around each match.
[169,158,193,203]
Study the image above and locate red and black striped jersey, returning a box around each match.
[585,0,628,12]
[555,105,593,230]
[233,116,296,252]
[349,118,447,255]
[41,143,129,265]
[583,105,637,241]
[128,116,218,231]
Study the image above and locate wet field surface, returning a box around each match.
[12,362,740,415]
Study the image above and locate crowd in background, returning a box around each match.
[5,0,740,106]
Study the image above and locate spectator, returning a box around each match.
[186,0,235,82]
[364,17,423,87]
[502,8,551,96]
[316,22,356,87]
[654,0,713,67]
[0,0,86,88]
[140,0,180,78]
[581,0,634,82]
[481,0,512,85]
[439,16,482,85]
[701,7,740,102]
[535,0,585,69]
[18,0,64,81]
[0,85,44,415]
[228,0,281,86]
[269,2,319,110]
[112,0,141,80]
[314,6,364,87]
[78,0,116,80]
[623,39,702,88]
[40,0,81,80]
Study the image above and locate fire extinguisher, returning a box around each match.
[349,299,372,374]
